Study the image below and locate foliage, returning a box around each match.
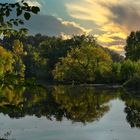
[0,0,40,36]
[53,45,112,82]
[0,46,14,77]
[108,59,140,84]
[12,40,25,78]
[125,31,140,61]
[0,0,40,84]
[119,59,136,82]
[108,62,121,83]
[1,34,123,82]
[0,33,139,85]
[0,43,26,83]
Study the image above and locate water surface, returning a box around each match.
[0,85,139,140]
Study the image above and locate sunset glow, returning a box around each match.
[10,0,140,54]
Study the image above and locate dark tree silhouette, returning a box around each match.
[125,31,140,61]
[0,0,40,36]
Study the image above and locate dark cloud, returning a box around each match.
[110,37,125,46]
[103,42,124,46]
[108,4,140,31]
[106,41,125,46]
[24,14,89,36]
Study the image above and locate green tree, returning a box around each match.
[0,46,14,78]
[125,31,140,61]
[0,0,40,37]
[1,34,122,82]
[120,59,136,82]
[12,40,25,78]
[109,62,121,83]
[53,45,112,82]
[134,60,140,77]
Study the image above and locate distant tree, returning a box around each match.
[104,48,124,62]
[125,31,140,61]
[68,35,100,48]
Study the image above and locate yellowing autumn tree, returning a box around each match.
[53,45,112,82]
[0,46,15,77]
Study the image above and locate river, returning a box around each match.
[0,85,139,140]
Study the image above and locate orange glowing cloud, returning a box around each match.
[66,0,140,54]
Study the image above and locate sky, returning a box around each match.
[4,0,140,55]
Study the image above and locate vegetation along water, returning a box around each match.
[0,1,140,140]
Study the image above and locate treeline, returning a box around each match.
[0,34,123,83]
[0,32,140,86]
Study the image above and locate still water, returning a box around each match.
[0,85,139,140]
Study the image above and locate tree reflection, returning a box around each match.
[0,85,117,123]
[52,86,117,123]
[121,93,140,128]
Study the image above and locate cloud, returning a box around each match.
[24,14,91,37]
[16,0,42,7]
[59,33,72,40]
[108,4,140,32]
[66,0,116,24]
[66,0,140,54]
[107,45,125,55]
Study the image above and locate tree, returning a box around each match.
[0,0,40,83]
[0,46,14,77]
[134,60,140,77]
[125,31,140,61]
[0,0,40,37]
[12,40,24,55]
[109,62,121,83]
[121,94,140,128]
[120,59,136,82]
[53,45,112,82]
[0,85,117,123]
[105,48,124,62]
[52,86,115,123]
[12,40,25,78]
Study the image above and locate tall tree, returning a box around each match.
[125,31,140,61]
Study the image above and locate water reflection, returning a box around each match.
[0,85,118,123]
[52,86,117,123]
[121,93,140,128]
[1,84,140,128]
